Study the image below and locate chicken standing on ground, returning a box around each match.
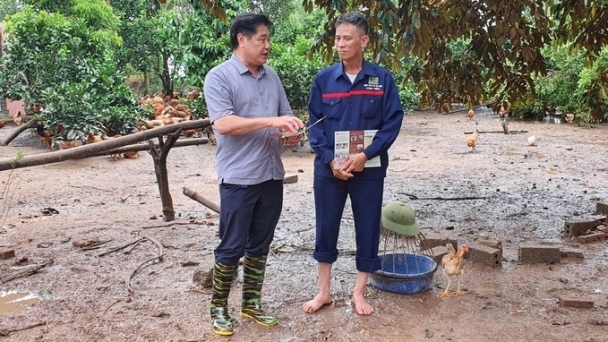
[565,113,575,123]
[13,111,22,126]
[466,130,480,152]
[441,243,469,297]
[498,105,508,118]
[527,135,537,146]
[466,109,475,121]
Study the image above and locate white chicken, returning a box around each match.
[527,135,537,146]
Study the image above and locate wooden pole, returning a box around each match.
[0,119,211,171]
[148,130,181,221]
[183,187,221,214]
[89,137,208,157]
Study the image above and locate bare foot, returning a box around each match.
[303,293,333,314]
[352,293,374,316]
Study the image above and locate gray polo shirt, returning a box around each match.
[204,54,293,185]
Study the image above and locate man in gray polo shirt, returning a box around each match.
[203,13,303,337]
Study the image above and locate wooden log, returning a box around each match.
[0,118,38,146]
[0,260,53,283]
[0,119,211,171]
[443,101,498,114]
[464,130,528,135]
[89,137,209,157]
[183,187,220,214]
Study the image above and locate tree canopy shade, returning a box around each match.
[170,0,608,113]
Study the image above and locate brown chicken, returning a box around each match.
[565,113,575,123]
[102,134,123,160]
[86,133,103,144]
[466,109,474,121]
[123,150,139,159]
[13,112,22,126]
[440,243,470,297]
[466,130,479,152]
[498,105,508,118]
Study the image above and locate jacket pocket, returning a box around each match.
[322,97,343,119]
[362,95,382,118]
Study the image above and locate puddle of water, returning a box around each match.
[0,291,40,315]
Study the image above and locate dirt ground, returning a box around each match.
[0,108,607,342]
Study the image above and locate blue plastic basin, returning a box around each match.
[370,253,438,294]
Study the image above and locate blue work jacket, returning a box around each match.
[308,61,404,179]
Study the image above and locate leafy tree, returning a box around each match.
[0,1,21,22]
[110,0,242,96]
[246,0,296,22]
[0,5,145,142]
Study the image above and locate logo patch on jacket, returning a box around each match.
[364,76,382,91]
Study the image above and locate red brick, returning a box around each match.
[0,249,15,259]
[475,238,502,250]
[419,234,458,251]
[560,250,585,259]
[558,295,594,309]
[564,219,604,237]
[596,202,608,215]
[283,174,298,184]
[467,242,501,268]
[518,245,561,264]
[577,232,606,244]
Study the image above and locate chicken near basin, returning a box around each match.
[440,243,469,297]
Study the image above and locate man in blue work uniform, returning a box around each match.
[303,12,404,316]
[203,13,304,336]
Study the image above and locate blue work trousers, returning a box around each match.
[313,175,384,273]
[215,180,283,266]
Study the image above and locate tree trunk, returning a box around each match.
[161,52,173,96]
[143,71,150,96]
[148,130,181,221]
[0,119,210,171]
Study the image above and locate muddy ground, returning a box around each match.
[0,108,607,342]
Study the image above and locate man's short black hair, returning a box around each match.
[335,12,369,36]
[230,13,272,51]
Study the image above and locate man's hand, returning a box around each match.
[342,153,368,173]
[329,160,353,181]
[281,134,302,147]
[271,116,304,133]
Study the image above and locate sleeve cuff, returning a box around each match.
[322,150,334,165]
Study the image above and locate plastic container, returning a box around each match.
[370,253,438,294]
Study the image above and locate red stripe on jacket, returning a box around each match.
[322,90,384,99]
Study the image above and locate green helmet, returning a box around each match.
[381,202,420,236]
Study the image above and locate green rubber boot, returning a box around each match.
[240,254,277,327]
[210,262,237,336]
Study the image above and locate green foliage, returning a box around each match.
[38,61,146,141]
[181,96,208,119]
[391,57,419,112]
[247,0,295,23]
[269,35,326,110]
[1,8,111,103]
[0,0,20,22]
[0,5,145,143]
[271,1,325,45]
[177,0,243,88]
[535,44,584,112]
[24,0,74,14]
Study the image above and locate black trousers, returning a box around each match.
[215,180,283,266]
